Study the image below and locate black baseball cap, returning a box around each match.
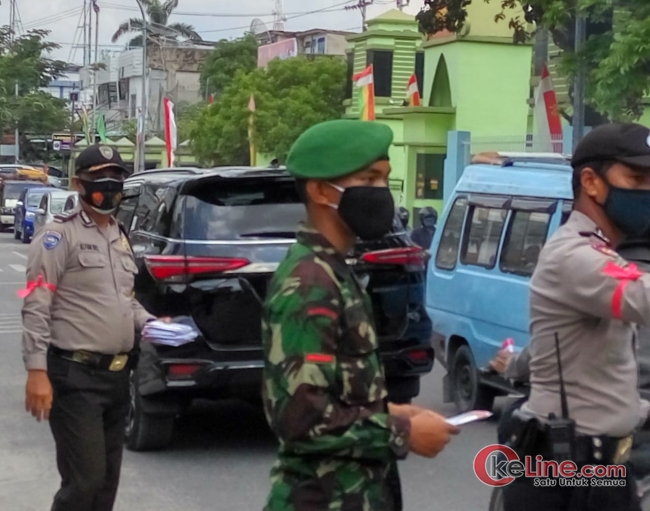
[75,144,128,175]
[571,123,650,169]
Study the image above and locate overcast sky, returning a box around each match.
[0,0,423,64]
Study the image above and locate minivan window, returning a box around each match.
[27,193,43,207]
[183,180,305,240]
[435,197,468,270]
[500,211,551,276]
[461,206,507,268]
[50,197,68,214]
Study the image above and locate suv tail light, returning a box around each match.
[167,363,205,380]
[361,247,426,266]
[145,255,250,280]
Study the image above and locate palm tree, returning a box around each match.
[111,0,202,46]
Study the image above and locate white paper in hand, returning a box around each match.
[445,410,493,427]
[142,320,199,347]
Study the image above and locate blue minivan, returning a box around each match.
[425,153,573,413]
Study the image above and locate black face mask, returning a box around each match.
[603,184,650,238]
[79,178,124,214]
[329,184,395,241]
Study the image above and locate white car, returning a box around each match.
[33,190,78,234]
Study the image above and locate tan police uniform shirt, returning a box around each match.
[521,211,650,437]
[21,208,154,371]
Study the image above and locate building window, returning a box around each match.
[415,153,445,200]
[415,52,425,97]
[460,206,507,268]
[435,197,467,270]
[500,211,551,276]
[345,52,354,99]
[366,50,393,97]
[316,37,326,54]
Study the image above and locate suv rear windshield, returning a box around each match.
[183,179,305,240]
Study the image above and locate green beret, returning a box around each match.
[287,120,393,179]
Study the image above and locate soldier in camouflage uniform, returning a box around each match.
[262,120,459,511]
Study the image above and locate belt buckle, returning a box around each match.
[613,435,633,465]
[109,354,129,372]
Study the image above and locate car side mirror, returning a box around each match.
[36,208,45,215]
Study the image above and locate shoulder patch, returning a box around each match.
[54,210,78,223]
[43,231,62,250]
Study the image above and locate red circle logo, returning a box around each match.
[473,444,520,487]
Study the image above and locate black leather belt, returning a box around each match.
[535,424,633,465]
[49,346,130,372]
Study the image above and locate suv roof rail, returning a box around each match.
[472,151,571,167]
[131,167,205,177]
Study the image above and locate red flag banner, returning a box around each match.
[352,65,375,121]
[407,74,421,107]
[163,98,177,167]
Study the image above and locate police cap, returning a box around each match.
[286,120,393,180]
[572,123,650,169]
[75,144,128,175]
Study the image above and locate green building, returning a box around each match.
[344,7,533,222]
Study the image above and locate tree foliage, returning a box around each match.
[0,27,70,153]
[111,0,201,47]
[191,56,347,166]
[416,0,650,122]
[199,34,259,100]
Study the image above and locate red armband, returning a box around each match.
[17,275,56,299]
[602,262,643,319]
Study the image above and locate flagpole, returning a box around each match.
[248,94,257,166]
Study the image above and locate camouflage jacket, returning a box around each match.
[262,224,411,511]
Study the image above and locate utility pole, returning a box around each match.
[14,82,19,163]
[572,11,587,151]
[136,0,148,173]
[10,0,20,162]
[345,0,374,32]
[69,90,78,179]
[92,1,99,139]
[83,0,88,65]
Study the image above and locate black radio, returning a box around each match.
[545,333,576,462]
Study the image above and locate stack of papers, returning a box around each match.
[142,320,199,347]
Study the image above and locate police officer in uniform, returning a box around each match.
[262,120,459,511]
[22,145,156,511]
[500,123,650,511]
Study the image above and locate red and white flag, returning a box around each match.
[502,338,515,354]
[406,74,421,107]
[534,65,563,152]
[163,97,177,167]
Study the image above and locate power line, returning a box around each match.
[21,8,84,30]
[98,1,355,18]
[198,0,357,34]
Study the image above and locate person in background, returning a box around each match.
[398,206,410,231]
[411,206,438,249]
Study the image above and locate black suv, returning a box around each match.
[117,167,433,451]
